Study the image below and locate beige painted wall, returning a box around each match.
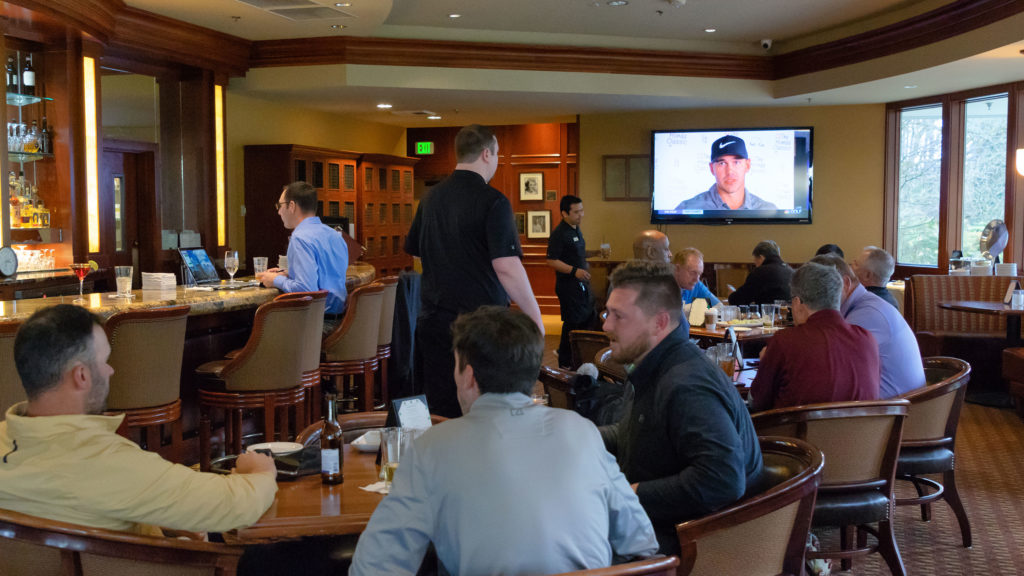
[579,104,885,264]
[225,92,407,256]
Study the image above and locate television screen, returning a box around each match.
[651,127,813,224]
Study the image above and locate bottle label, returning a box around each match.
[321,448,340,475]
[23,71,34,87]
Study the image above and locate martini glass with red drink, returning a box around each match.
[69,262,92,303]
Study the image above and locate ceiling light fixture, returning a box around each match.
[449,13,461,18]
[428,115,442,120]
[335,2,351,6]
[376,103,392,109]
[904,85,917,89]
[607,0,628,6]
[330,24,344,29]
[704,27,716,33]
[669,0,685,6]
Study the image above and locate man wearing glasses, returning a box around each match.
[259,181,349,333]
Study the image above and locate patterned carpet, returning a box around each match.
[817,403,1024,575]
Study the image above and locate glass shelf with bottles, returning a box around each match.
[6,93,51,107]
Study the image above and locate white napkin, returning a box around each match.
[141,272,177,290]
[360,481,389,494]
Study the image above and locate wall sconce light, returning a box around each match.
[1017,148,1024,177]
[215,84,226,247]
[83,56,100,254]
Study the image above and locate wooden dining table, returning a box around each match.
[229,445,385,544]
[938,300,1024,347]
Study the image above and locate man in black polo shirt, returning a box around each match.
[546,195,598,368]
[405,124,543,418]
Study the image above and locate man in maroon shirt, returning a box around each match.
[749,261,880,412]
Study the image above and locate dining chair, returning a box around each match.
[895,356,972,547]
[752,399,910,575]
[0,507,242,576]
[196,297,311,471]
[674,436,824,576]
[595,346,627,383]
[103,305,191,463]
[374,275,399,406]
[273,290,327,425]
[0,320,24,417]
[550,556,679,576]
[569,330,611,370]
[537,365,577,410]
[320,283,385,413]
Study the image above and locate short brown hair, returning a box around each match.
[609,260,681,324]
[451,307,542,396]
[283,181,317,214]
[455,124,497,163]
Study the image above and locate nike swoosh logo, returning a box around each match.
[718,140,735,149]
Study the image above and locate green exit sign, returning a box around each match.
[415,141,434,155]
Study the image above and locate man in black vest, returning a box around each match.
[546,195,599,368]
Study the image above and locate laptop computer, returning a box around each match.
[178,247,260,289]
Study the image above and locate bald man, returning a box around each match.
[632,230,672,263]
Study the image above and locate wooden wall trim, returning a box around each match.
[250,36,773,80]
[773,0,1024,79]
[106,6,250,75]
[8,0,119,44]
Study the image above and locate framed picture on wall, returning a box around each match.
[519,172,544,201]
[527,210,551,239]
[515,212,526,236]
[545,190,557,202]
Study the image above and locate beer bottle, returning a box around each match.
[320,393,344,485]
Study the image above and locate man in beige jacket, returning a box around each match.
[0,304,278,536]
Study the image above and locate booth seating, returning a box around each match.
[753,400,910,575]
[904,274,1023,391]
[196,297,311,471]
[104,305,191,463]
[675,437,824,576]
[320,283,384,413]
[0,507,241,576]
[0,321,24,417]
[895,357,972,547]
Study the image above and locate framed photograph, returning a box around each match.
[515,212,526,236]
[527,210,551,239]
[519,172,544,201]
[545,189,557,202]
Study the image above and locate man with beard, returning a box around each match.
[0,305,278,536]
[599,260,762,555]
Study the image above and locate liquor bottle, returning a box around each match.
[5,57,16,94]
[8,171,20,228]
[320,393,344,485]
[23,120,39,153]
[40,117,50,154]
[21,54,34,97]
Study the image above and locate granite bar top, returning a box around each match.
[0,263,378,322]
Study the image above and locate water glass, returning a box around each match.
[738,305,749,320]
[379,427,407,490]
[223,250,239,282]
[115,266,133,297]
[760,304,776,329]
[253,256,268,275]
[1012,290,1024,310]
[278,255,289,271]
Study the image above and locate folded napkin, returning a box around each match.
[360,481,389,495]
[142,272,177,290]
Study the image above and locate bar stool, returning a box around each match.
[103,305,191,462]
[273,290,327,425]
[196,297,311,471]
[374,276,399,406]
[0,321,24,416]
[320,283,384,413]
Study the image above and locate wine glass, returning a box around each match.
[69,262,91,303]
[223,250,239,283]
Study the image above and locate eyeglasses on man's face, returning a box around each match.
[274,200,293,211]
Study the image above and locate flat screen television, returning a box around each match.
[651,127,813,225]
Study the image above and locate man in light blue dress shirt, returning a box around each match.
[812,255,925,398]
[258,181,349,331]
[350,307,659,576]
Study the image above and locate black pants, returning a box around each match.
[555,279,598,368]
[413,309,462,418]
[557,308,599,368]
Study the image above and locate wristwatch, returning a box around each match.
[0,246,18,277]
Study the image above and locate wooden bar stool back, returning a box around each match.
[274,290,327,425]
[196,297,311,470]
[0,321,25,417]
[103,305,191,462]
[320,283,384,412]
[374,276,399,406]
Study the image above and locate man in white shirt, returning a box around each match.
[350,307,659,575]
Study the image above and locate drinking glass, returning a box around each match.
[223,250,239,283]
[115,266,133,297]
[738,305,749,320]
[760,304,776,329]
[69,263,91,303]
[278,254,289,271]
[253,256,268,275]
[715,343,736,380]
[379,427,406,490]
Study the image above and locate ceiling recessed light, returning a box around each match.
[428,115,442,120]
[449,13,461,18]
[330,24,344,29]
[607,0,628,5]
[334,2,351,6]
[376,103,392,109]
[904,85,918,89]
[704,27,716,33]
